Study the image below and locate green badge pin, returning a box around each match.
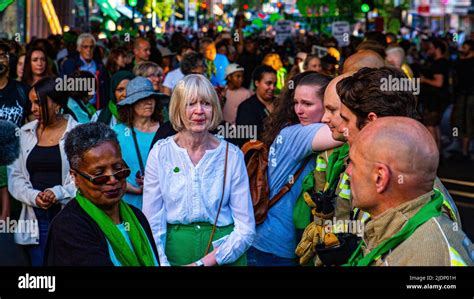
[173,167,180,173]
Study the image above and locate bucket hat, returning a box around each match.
[118,76,159,106]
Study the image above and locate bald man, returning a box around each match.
[342,50,385,74]
[346,117,473,266]
[133,37,151,65]
[336,66,461,226]
[385,45,414,79]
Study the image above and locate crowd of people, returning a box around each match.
[0,22,473,267]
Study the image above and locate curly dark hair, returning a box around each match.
[180,51,204,75]
[336,67,420,130]
[261,71,331,145]
[65,122,119,170]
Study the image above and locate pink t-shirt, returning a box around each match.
[223,87,253,124]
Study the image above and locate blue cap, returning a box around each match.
[117,76,159,106]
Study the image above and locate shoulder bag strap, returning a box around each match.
[268,156,312,209]
[205,142,229,255]
[131,127,145,175]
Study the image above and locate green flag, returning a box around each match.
[0,0,14,13]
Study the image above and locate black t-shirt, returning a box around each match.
[0,79,31,127]
[26,144,63,191]
[455,57,474,95]
[235,94,270,147]
[431,58,450,94]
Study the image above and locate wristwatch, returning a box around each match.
[195,259,205,267]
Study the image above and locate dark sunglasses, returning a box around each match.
[73,168,131,185]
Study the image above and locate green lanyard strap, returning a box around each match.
[324,143,349,192]
[344,190,444,266]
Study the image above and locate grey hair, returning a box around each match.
[133,61,163,77]
[385,45,405,60]
[76,33,96,49]
[65,122,118,169]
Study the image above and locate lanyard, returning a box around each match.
[345,190,444,266]
[324,143,349,192]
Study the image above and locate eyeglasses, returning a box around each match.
[81,45,95,49]
[148,73,163,79]
[73,168,131,185]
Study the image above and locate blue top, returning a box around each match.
[212,53,230,87]
[251,123,323,258]
[113,123,155,210]
[106,222,159,266]
[67,98,91,124]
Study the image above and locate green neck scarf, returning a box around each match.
[344,190,444,266]
[76,192,156,266]
[324,143,349,192]
[86,103,97,117]
[205,59,216,79]
[108,100,119,119]
[74,97,96,117]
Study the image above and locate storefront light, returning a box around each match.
[106,20,116,31]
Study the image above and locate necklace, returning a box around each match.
[37,116,66,145]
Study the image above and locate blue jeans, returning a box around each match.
[246,246,298,266]
[27,205,61,266]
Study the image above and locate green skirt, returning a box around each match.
[165,222,247,266]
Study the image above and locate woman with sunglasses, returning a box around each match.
[113,77,162,210]
[7,77,78,266]
[45,122,159,266]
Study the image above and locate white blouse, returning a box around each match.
[142,136,256,266]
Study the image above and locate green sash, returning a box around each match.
[344,190,444,266]
[76,192,156,266]
[86,103,97,117]
[108,100,119,119]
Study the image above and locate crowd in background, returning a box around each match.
[0,17,473,267]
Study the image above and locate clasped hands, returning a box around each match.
[35,190,57,209]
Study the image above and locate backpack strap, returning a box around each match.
[241,140,266,155]
[268,156,312,209]
[131,127,145,175]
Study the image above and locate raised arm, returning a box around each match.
[311,124,343,152]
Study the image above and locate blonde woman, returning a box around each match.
[143,74,255,266]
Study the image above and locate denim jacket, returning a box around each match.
[7,115,78,245]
